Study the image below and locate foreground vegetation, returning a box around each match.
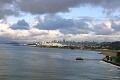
[101,50,120,65]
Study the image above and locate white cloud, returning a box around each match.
[1,16,120,42]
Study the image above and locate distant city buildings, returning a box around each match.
[23,39,120,50]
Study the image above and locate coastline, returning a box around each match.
[102,58,120,67]
[20,44,120,66]
[99,50,120,67]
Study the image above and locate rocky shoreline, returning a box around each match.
[102,58,120,67]
[102,51,120,67]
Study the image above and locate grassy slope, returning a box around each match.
[96,50,117,57]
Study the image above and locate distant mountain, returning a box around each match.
[6,42,19,44]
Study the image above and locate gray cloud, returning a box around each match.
[0,0,120,19]
[34,14,92,34]
[1,0,120,42]
[0,0,19,19]
[60,20,91,34]
[34,14,75,30]
[0,0,14,3]
[111,22,120,31]
[0,9,19,19]
[93,23,113,35]
[16,0,120,15]
[60,28,90,34]
[16,0,81,14]
[75,20,90,29]
[34,14,120,35]
[10,19,30,30]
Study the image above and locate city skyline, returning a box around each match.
[0,0,120,42]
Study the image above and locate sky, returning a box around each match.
[0,0,120,43]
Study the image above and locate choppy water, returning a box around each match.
[0,44,120,80]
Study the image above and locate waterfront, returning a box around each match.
[0,44,120,80]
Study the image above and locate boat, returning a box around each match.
[76,57,83,60]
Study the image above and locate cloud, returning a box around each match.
[59,20,91,34]
[16,0,120,15]
[75,20,90,29]
[0,9,19,19]
[34,14,75,30]
[10,19,30,30]
[0,0,120,20]
[0,0,19,19]
[29,28,48,36]
[1,20,120,42]
[16,0,81,14]
[92,23,113,35]
[34,15,92,34]
[111,22,120,31]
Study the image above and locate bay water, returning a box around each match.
[0,44,120,80]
